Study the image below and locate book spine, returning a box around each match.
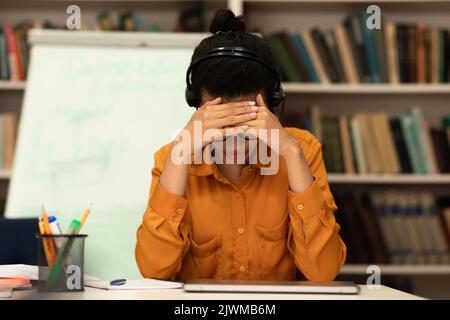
[291,33,319,83]
[4,23,19,81]
[334,25,359,84]
[359,12,381,83]
[300,31,330,84]
[416,24,426,84]
[311,29,341,83]
[385,22,400,84]
[349,115,368,174]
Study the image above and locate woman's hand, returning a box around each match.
[240,94,301,158]
[177,97,258,155]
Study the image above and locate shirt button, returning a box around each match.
[248,167,252,172]
[297,204,304,211]
[239,266,246,272]
[237,228,244,234]
[175,208,183,215]
[233,192,240,198]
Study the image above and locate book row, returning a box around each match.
[0,23,32,81]
[264,11,450,84]
[283,106,450,174]
[335,190,450,265]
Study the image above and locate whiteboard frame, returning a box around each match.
[28,29,210,48]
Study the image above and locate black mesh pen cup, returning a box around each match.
[36,234,87,292]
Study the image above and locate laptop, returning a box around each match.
[183,279,360,294]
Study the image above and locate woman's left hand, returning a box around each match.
[240,94,301,158]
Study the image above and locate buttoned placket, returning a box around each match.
[213,165,253,279]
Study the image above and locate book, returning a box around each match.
[265,33,302,82]
[323,29,346,82]
[358,193,390,263]
[291,33,319,83]
[3,113,17,170]
[385,22,400,84]
[390,118,413,173]
[3,22,19,81]
[411,107,439,174]
[349,115,368,174]
[430,28,440,83]
[375,22,388,83]
[300,31,330,84]
[279,31,310,82]
[359,11,381,83]
[430,128,450,173]
[0,27,9,80]
[338,115,355,174]
[344,13,370,83]
[371,113,400,174]
[356,113,382,174]
[334,24,359,84]
[311,28,341,83]
[420,194,450,263]
[400,112,427,174]
[416,24,426,83]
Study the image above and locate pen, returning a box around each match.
[110,279,127,286]
[48,216,63,250]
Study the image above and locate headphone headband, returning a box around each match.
[185,45,285,109]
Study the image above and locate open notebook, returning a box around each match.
[85,279,183,290]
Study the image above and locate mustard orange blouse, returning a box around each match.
[135,127,346,282]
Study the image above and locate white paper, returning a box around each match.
[0,264,98,281]
[85,279,182,290]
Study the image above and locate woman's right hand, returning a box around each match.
[177,97,259,154]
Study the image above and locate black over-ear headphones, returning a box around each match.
[185,46,285,110]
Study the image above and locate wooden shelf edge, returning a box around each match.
[0,81,26,91]
[0,170,11,179]
[328,174,450,184]
[341,264,450,275]
[282,83,450,94]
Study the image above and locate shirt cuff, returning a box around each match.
[150,182,188,219]
[288,179,326,220]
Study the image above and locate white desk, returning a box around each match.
[12,285,424,300]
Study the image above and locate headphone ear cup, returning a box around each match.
[270,89,285,109]
[185,87,198,108]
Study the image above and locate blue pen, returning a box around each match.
[110,279,127,286]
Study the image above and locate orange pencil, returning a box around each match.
[79,204,92,231]
[38,221,52,267]
[41,207,56,266]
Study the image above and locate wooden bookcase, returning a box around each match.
[1,0,450,298]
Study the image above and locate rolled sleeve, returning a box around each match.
[288,179,326,220]
[150,182,188,219]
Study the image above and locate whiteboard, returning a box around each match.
[6,31,205,279]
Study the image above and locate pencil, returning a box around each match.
[41,207,57,266]
[79,204,92,231]
[38,221,52,267]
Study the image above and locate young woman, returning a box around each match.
[136,10,346,282]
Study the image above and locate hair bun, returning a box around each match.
[209,9,246,34]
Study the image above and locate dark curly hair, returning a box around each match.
[190,9,278,104]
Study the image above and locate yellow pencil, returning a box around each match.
[38,221,52,267]
[41,208,57,266]
[79,204,92,231]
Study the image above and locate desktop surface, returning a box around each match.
[12,285,424,300]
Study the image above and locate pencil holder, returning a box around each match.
[36,234,87,292]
